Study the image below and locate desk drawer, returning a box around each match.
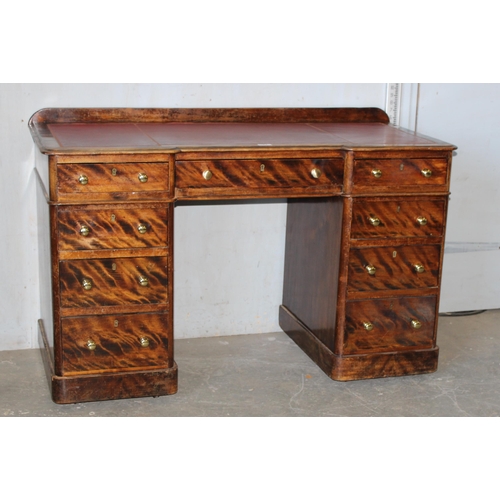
[347,244,440,292]
[60,256,168,309]
[57,162,169,201]
[57,204,168,251]
[353,158,448,193]
[175,158,343,197]
[60,312,170,375]
[343,296,436,354]
[351,198,446,239]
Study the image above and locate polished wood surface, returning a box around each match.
[279,305,439,381]
[56,161,170,202]
[30,107,456,403]
[59,256,169,309]
[352,157,449,194]
[57,204,169,251]
[347,244,441,292]
[350,197,445,239]
[343,295,437,354]
[282,197,344,352]
[31,106,391,125]
[175,157,344,199]
[61,312,171,375]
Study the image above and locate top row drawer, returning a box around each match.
[175,158,344,199]
[53,155,449,201]
[352,157,449,194]
[56,162,170,202]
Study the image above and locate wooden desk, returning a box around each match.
[29,107,456,404]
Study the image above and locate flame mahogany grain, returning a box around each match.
[30,107,456,403]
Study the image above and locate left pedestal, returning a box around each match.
[36,153,177,404]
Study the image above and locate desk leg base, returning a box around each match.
[279,306,439,381]
[38,319,178,404]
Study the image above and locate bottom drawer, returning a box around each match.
[61,312,171,375]
[343,296,437,354]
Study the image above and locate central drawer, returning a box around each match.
[347,244,441,292]
[60,256,168,309]
[175,158,344,197]
[60,312,171,375]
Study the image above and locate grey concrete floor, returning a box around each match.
[1,309,500,417]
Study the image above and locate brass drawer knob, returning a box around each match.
[138,172,148,183]
[365,264,376,275]
[80,225,90,236]
[363,322,374,331]
[138,275,149,287]
[202,169,213,180]
[371,169,382,178]
[79,174,89,185]
[413,264,425,274]
[368,216,381,227]
[416,216,428,226]
[411,319,422,329]
[86,339,97,351]
[421,169,432,178]
[310,167,322,179]
[140,336,150,348]
[82,278,93,290]
[137,223,147,234]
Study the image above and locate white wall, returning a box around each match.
[415,83,500,312]
[3,82,499,350]
[0,83,387,350]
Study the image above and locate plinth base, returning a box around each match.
[279,306,439,381]
[38,319,178,404]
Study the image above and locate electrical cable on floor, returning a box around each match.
[439,310,487,317]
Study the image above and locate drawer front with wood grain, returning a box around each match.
[57,162,169,201]
[347,244,441,292]
[352,158,448,194]
[61,312,171,375]
[60,256,168,309]
[175,158,344,197]
[351,198,446,239]
[57,204,169,251]
[343,296,436,354]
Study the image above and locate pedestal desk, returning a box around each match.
[29,107,456,404]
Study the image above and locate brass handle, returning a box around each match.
[137,223,147,234]
[411,319,422,329]
[371,169,382,178]
[310,167,322,179]
[80,225,90,236]
[416,216,428,226]
[202,169,213,180]
[86,339,96,351]
[363,322,374,331]
[140,337,150,348]
[82,278,93,290]
[413,264,425,274]
[138,275,149,287]
[138,173,148,183]
[368,216,381,227]
[365,264,376,275]
[79,174,88,185]
[421,169,432,178]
